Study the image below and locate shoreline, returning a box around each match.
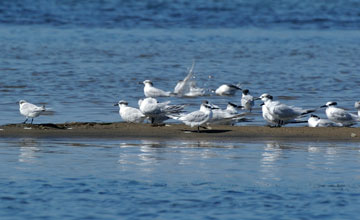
[1,122,360,142]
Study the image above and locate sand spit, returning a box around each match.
[1,122,360,142]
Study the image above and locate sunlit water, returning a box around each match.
[1,1,360,219]
[0,1,360,126]
[1,27,360,126]
[0,139,359,219]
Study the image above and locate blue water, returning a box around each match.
[1,0,360,29]
[0,139,360,219]
[0,1,360,126]
[1,27,360,125]
[1,1,360,219]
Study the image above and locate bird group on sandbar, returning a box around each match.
[18,63,360,132]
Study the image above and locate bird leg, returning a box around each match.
[23,118,28,124]
[276,120,284,127]
[31,118,34,124]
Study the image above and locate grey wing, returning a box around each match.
[272,104,299,118]
[148,87,170,97]
[163,104,186,114]
[182,111,206,123]
[318,119,341,127]
[332,109,353,121]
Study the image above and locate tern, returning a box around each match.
[307,114,342,127]
[174,62,205,97]
[168,101,217,132]
[259,93,315,127]
[142,80,172,98]
[114,100,146,123]
[19,100,46,124]
[241,89,255,112]
[260,102,307,127]
[320,101,359,127]
[215,84,241,96]
[139,97,185,125]
[209,102,246,125]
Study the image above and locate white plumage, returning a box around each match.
[307,114,342,127]
[174,62,195,95]
[115,100,146,123]
[169,101,215,132]
[215,84,241,96]
[321,101,359,127]
[143,80,172,98]
[259,93,314,127]
[209,102,246,125]
[174,62,205,97]
[241,89,255,112]
[261,102,280,126]
[19,100,46,124]
[139,97,185,125]
[355,101,360,117]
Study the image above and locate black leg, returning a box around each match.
[31,118,34,124]
[23,118,28,124]
[197,126,200,132]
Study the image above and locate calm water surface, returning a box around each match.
[0,1,360,125]
[1,27,360,126]
[1,1,360,219]
[0,139,360,219]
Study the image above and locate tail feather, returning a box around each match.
[289,120,308,124]
[164,104,186,114]
[166,114,183,120]
[34,105,46,112]
[300,109,316,115]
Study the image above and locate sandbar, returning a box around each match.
[0,122,360,142]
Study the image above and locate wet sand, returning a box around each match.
[1,122,360,142]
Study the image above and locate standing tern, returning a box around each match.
[139,97,185,125]
[307,114,342,127]
[241,89,255,112]
[260,102,307,127]
[259,93,315,127]
[260,102,280,127]
[142,80,172,98]
[114,100,146,123]
[215,84,241,96]
[320,101,359,127]
[19,100,46,124]
[168,101,217,132]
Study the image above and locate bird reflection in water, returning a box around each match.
[18,138,40,163]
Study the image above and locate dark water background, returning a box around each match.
[1,0,360,29]
[1,1,360,219]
